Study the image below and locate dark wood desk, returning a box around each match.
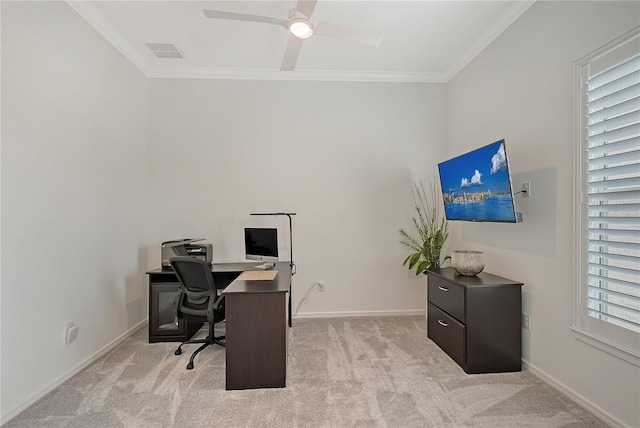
[146,262,290,390]
[222,264,290,390]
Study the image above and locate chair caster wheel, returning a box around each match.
[186,363,194,370]
[175,349,182,355]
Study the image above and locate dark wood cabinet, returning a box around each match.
[427,268,523,374]
[148,274,202,343]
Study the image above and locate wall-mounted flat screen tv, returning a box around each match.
[437,139,518,223]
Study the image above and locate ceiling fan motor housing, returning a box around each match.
[289,18,313,39]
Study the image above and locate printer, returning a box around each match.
[161,238,213,268]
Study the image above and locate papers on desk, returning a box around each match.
[237,270,278,281]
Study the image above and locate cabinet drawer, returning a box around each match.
[428,274,465,323]
[428,303,466,366]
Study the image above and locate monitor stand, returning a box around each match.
[254,262,276,270]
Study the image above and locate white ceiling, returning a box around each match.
[69,0,536,82]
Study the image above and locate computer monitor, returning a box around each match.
[244,228,279,269]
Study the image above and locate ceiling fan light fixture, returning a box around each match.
[289,19,313,39]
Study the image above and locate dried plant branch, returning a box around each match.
[399,180,449,275]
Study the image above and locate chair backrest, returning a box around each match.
[170,257,217,308]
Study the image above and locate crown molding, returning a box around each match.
[145,66,448,83]
[444,0,537,81]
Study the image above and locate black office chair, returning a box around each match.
[170,257,225,370]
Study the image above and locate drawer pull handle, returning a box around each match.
[438,286,448,292]
[437,319,448,327]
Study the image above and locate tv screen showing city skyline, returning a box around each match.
[437,139,517,222]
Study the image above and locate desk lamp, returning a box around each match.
[250,212,296,327]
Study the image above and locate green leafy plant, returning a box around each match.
[400,181,450,275]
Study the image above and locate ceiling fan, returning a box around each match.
[203,0,385,71]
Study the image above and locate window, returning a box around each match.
[574,28,640,365]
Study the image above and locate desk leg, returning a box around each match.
[225,292,287,390]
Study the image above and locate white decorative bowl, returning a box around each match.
[451,250,485,276]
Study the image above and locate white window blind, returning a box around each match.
[575,29,640,364]
[585,54,640,334]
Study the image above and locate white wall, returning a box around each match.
[1,1,149,421]
[4,1,638,426]
[446,2,640,427]
[147,79,446,316]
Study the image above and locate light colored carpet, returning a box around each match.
[6,316,606,427]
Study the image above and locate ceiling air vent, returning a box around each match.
[145,42,184,59]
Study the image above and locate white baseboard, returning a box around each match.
[294,309,426,318]
[523,359,627,428]
[1,319,148,426]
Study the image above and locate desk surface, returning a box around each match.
[146,262,291,295]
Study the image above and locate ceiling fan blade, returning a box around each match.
[203,9,288,27]
[314,22,385,46]
[280,34,304,71]
[295,0,317,19]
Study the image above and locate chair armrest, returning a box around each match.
[207,294,225,323]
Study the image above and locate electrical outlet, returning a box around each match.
[318,281,326,292]
[522,313,531,330]
[522,182,531,197]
